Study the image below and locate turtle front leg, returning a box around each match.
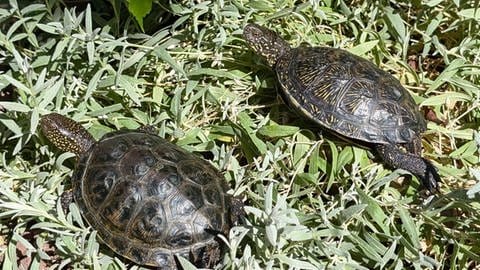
[60,190,74,214]
[375,144,440,193]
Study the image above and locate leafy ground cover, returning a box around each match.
[1,0,480,269]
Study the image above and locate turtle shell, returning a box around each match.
[71,130,231,268]
[275,46,426,144]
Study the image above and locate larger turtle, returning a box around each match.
[243,23,440,192]
[40,113,238,268]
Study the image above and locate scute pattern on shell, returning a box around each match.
[72,131,230,268]
[276,46,426,144]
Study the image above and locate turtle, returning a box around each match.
[243,23,440,192]
[40,113,240,268]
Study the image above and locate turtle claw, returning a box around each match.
[421,158,440,193]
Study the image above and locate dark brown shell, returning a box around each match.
[276,46,426,144]
[72,131,231,268]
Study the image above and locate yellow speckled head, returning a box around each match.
[243,23,291,67]
[40,113,95,156]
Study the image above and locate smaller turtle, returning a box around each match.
[40,113,241,268]
[243,23,440,192]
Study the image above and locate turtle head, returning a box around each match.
[40,113,95,156]
[243,23,291,67]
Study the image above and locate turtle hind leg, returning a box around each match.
[138,125,157,134]
[375,143,440,193]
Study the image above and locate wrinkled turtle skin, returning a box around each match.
[243,23,440,192]
[40,113,238,268]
